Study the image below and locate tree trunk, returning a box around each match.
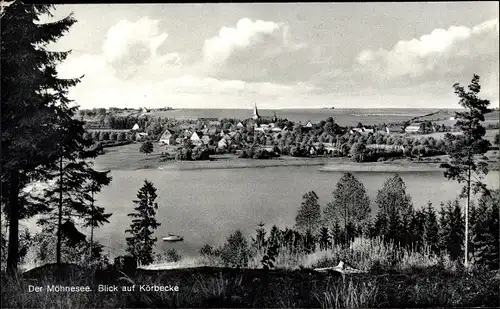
[89,188,94,259]
[465,166,471,268]
[6,169,20,275]
[56,155,63,264]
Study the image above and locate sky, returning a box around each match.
[45,2,500,109]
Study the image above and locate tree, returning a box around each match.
[220,230,250,268]
[140,141,154,155]
[324,172,371,244]
[473,189,499,269]
[295,191,322,234]
[125,180,161,266]
[82,172,113,259]
[441,74,491,268]
[252,222,267,251]
[375,174,413,244]
[350,141,367,162]
[318,226,331,251]
[494,132,499,146]
[422,202,440,254]
[439,200,464,261]
[1,2,87,273]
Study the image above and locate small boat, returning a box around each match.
[162,234,184,242]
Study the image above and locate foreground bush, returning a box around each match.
[2,263,498,308]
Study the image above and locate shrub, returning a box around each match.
[220,230,250,268]
[165,248,181,262]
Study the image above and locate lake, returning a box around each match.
[150,108,461,125]
[91,166,499,258]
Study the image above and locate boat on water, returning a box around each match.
[162,234,184,242]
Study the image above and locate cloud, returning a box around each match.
[202,18,315,83]
[101,17,182,79]
[355,18,499,80]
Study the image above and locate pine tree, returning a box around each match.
[375,174,413,245]
[267,225,283,249]
[441,75,491,267]
[473,190,499,269]
[82,173,112,260]
[295,191,322,234]
[422,202,440,254]
[318,226,331,251]
[440,200,465,261]
[410,208,426,251]
[37,160,111,264]
[125,180,161,266]
[252,222,267,251]
[1,2,91,273]
[324,172,371,243]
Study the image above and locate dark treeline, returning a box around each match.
[197,173,499,271]
[1,2,113,274]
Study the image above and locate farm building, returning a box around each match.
[386,125,404,134]
[350,127,374,135]
[158,129,175,145]
[217,139,228,149]
[405,123,422,134]
[135,132,148,141]
[190,132,203,145]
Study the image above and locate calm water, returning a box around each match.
[153,108,459,125]
[92,166,499,258]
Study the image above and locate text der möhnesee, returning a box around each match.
[28,284,180,293]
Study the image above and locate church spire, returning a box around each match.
[252,103,260,120]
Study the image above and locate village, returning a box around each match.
[78,104,499,165]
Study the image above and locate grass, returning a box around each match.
[2,262,499,308]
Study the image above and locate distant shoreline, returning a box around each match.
[155,157,448,172]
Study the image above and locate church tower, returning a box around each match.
[252,103,260,120]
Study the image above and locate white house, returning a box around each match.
[131,123,140,131]
[236,122,244,128]
[158,129,175,145]
[190,132,202,145]
[218,139,228,149]
[405,123,422,134]
[305,121,313,128]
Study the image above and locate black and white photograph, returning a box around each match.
[1,1,499,308]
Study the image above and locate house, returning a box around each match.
[405,123,422,134]
[236,122,244,128]
[217,139,228,149]
[136,132,148,141]
[449,116,456,121]
[131,123,140,131]
[158,129,175,145]
[190,132,203,145]
[183,129,193,138]
[254,127,265,132]
[305,121,313,128]
[386,125,404,134]
[141,107,150,114]
[220,130,226,137]
[350,127,374,135]
[209,120,221,126]
[175,137,184,145]
[201,135,211,145]
[271,127,282,132]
